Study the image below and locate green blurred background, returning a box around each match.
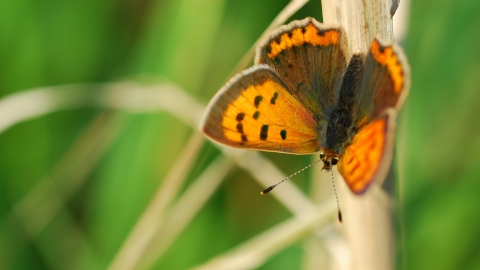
[0,0,479,269]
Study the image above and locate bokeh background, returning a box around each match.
[0,0,479,269]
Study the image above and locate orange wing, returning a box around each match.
[200,65,320,154]
[337,109,396,193]
[356,37,410,121]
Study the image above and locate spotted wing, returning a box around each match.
[200,65,320,154]
[255,17,348,128]
[337,109,396,194]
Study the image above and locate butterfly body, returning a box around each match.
[201,17,409,194]
[322,54,366,169]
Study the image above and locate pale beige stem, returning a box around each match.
[321,0,398,269]
[322,0,393,54]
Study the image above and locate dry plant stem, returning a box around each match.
[231,0,309,76]
[305,161,345,269]
[119,149,318,270]
[192,199,336,270]
[233,150,317,214]
[129,151,316,269]
[322,0,393,53]
[107,154,316,267]
[108,131,205,270]
[322,0,396,269]
[133,150,320,269]
[137,156,236,270]
[393,1,410,266]
[0,83,205,135]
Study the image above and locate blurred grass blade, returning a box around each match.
[11,112,123,236]
[1,112,123,269]
[191,200,335,270]
[108,131,205,270]
[136,156,236,270]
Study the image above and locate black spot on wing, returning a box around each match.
[280,130,287,140]
[236,113,245,121]
[260,125,269,140]
[253,111,260,119]
[236,123,243,133]
[270,92,278,104]
[254,96,263,108]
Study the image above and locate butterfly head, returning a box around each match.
[320,150,339,171]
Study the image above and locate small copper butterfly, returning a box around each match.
[200,17,410,194]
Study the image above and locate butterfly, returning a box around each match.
[200,17,410,194]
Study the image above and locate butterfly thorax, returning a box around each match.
[321,107,358,170]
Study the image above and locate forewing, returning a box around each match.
[356,37,410,120]
[337,109,396,194]
[255,17,348,126]
[200,65,319,154]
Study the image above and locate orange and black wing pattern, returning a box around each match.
[201,18,350,154]
[200,66,320,154]
[338,109,396,193]
[256,17,348,127]
[337,37,410,194]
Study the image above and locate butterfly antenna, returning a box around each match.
[331,169,343,223]
[260,159,323,195]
